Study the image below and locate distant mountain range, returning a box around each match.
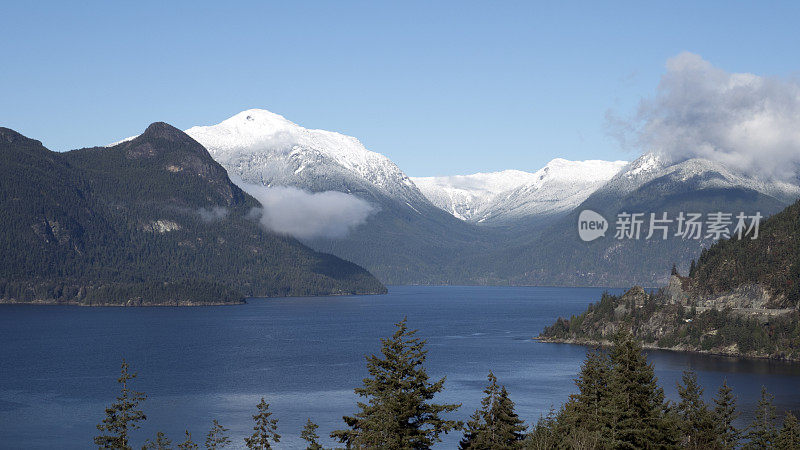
[412,159,628,225]
[494,152,800,287]
[0,123,385,305]
[109,108,800,287]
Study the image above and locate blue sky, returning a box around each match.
[2,1,799,176]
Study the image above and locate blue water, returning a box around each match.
[1,286,799,449]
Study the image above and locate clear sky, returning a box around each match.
[2,1,799,176]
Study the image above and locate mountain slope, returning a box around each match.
[0,124,386,305]
[412,159,627,225]
[185,109,427,208]
[185,109,491,284]
[493,153,800,287]
[540,196,800,361]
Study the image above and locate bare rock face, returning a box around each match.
[612,285,649,319]
[664,275,690,305]
[698,284,774,310]
[622,285,648,307]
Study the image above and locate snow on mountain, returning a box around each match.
[184,109,430,209]
[593,151,800,204]
[412,159,628,224]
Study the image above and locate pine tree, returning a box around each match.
[745,386,778,449]
[671,264,679,276]
[94,359,147,449]
[777,412,800,449]
[605,330,678,449]
[205,420,231,449]
[495,386,527,446]
[713,379,740,449]
[459,372,526,449]
[300,418,322,450]
[525,408,560,450]
[331,318,461,448]
[245,398,280,449]
[142,431,172,449]
[177,430,198,449]
[689,259,697,278]
[562,349,610,437]
[676,370,716,448]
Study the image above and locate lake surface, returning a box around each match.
[1,286,799,449]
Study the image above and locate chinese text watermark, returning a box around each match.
[578,210,761,242]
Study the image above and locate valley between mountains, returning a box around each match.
[186,109,800,287]
[4,108,800,307]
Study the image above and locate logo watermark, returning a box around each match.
[578,210,608,242]
[578,210,762,242]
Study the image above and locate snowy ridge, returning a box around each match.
[594,152,800,204]
[108,109,799,228]
[413,159,627,224]
[184,109,429,210]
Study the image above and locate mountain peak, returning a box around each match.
[413,159,628,224]
[142,121,181,136]
[185,109,431,208]
[139,122,197,144]
[121,122,206,160]
[225,108,297,128]
[0,127,43,148]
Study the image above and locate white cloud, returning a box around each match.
[197,206,229,222]
[238,183,376,239]
[610,52,800,180]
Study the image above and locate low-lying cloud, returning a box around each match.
[608,52,800,180]
[197,206,229,222]
[238,183,376,239]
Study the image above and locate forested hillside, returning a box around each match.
[540,198,800,360]
[0,124,386,305]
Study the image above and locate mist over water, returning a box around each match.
[1,286,798,449]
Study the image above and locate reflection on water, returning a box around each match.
[0,285,798,449]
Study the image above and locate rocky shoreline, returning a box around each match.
[0,298,245,307]
[534,335,800,363]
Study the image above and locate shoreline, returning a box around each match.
[534,336,800,364]
[0,299,245,307]
[0,289,387,308]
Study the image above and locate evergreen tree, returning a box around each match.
[95,360,147,449]
[605,330,677,449]
[713,379,740,449]
[777,412,800,449]
[142,431,172,450]
[676,370,716,448]
[300,418,322,450]
[205,420,231,449]
[745,386,778,449]
[562,349,610,436]
[331,318,461,448]
[177,430,198,450]
[689,259,697,278]
[525,408,558,450]
[245,398,280,449]
[459,372,526,449]
[671,264,679,276]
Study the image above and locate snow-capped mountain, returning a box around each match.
[184,109,430,210]
[181,109,486,285]
[412,159,628,224]
[592,152,800,205]
[493,151,800,288]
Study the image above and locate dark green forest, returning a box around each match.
[540,197,800,361]
[691,200,800,306]
[0,125,385,305]
[93,321,799,449]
